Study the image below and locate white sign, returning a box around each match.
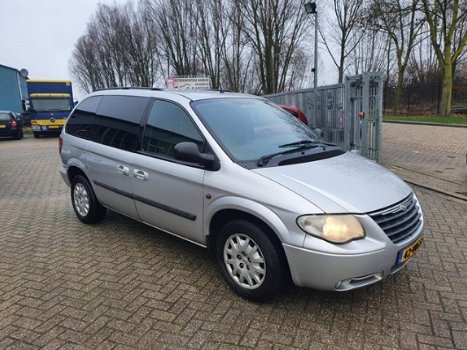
[166,77,211,90]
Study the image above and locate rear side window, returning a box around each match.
[66,95,150,152]
[66,96,102,138]
[141,100,204,159]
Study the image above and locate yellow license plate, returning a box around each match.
[49,126,59,129]
[397,236,423,265]
[0,125,5,128]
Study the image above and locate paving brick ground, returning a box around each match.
[381,123,467,198]
[0,135,466,349]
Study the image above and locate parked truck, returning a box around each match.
[26,80,74,137]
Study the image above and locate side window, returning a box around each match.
[141,100,204,159]
[66,96,102,139]
[97,95,148,124]
[67,95,150,153]
[94,96,149,152]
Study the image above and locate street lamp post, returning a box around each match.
[304,1,318,90]
[304,1,318,128]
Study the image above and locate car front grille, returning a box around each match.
[369,194,422,244]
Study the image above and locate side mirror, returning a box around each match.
[174,142,219,170]
[22,99,31,111]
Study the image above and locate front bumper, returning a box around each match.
[32,125,63,133]
[283,217,424,291]
[0,129,19,137]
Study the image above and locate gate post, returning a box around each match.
[344,76,352,152]
[361,73,371,158]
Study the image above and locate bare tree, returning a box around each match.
[406,33,441,84]
[367,0,425,111]
[123,2,159,87]
[422,0,467,116]
[70,35,101,93]
[193,0,229,89]
[72,0,350,95]
[238,0,308,94]
[70,3,159,91]
[220,1,254,92]
[148,0,200,78]
[320,0,367,83]
[348,27,392,76]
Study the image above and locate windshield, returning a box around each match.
[0,113,11,121]
[30,98,72,112]
[192,98,323,164]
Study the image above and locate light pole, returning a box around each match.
[304,1,318,90]
[304,1,318,128]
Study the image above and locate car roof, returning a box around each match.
[88,87,260,102]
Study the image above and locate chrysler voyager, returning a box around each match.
[59,88,424,301]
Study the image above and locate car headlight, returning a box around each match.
[297,215,365,243]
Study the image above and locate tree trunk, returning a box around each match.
[394,63,406,113]
[440,59,453,117]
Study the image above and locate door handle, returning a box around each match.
[116,164,130,176]
[134,169,149,181]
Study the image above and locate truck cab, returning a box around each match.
[27,80,74,138]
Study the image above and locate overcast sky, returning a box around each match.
[0,0,127,99]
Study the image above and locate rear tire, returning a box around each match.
[33,132,39,138]
[71,175,106,224]
[215,220,288,302]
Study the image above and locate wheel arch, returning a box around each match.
[67,165,89,185]
[205,197,293,274]
[207,207,293,288]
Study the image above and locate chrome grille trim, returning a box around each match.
[369,194,422,244]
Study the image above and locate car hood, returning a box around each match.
[252,152,412,213]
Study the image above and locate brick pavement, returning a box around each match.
[381,123,467,199]
[0,135,466,349]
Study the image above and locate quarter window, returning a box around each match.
[66,96,102,139]
[141,100,204,159]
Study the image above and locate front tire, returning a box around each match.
[216,220,288,301]
[71,175,106,224]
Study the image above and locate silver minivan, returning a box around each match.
[59,88,424,301]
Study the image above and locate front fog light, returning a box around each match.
[297,215,365,243]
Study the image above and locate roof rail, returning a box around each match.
[94,86,164,92]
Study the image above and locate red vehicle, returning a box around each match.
[279,104,308,125]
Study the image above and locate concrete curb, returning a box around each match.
[383,120,467,128]
[385,164,467,203]
[404,179,467,203]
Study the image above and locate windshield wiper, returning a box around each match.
[257,140,338,167]
[279,140,321,148]
[257,145,319,167]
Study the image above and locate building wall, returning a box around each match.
[0,64,27,114]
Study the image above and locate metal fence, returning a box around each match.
[264,72,385,162]
[384,80,467,114]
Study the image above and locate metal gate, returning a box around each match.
[264,72,384,162]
